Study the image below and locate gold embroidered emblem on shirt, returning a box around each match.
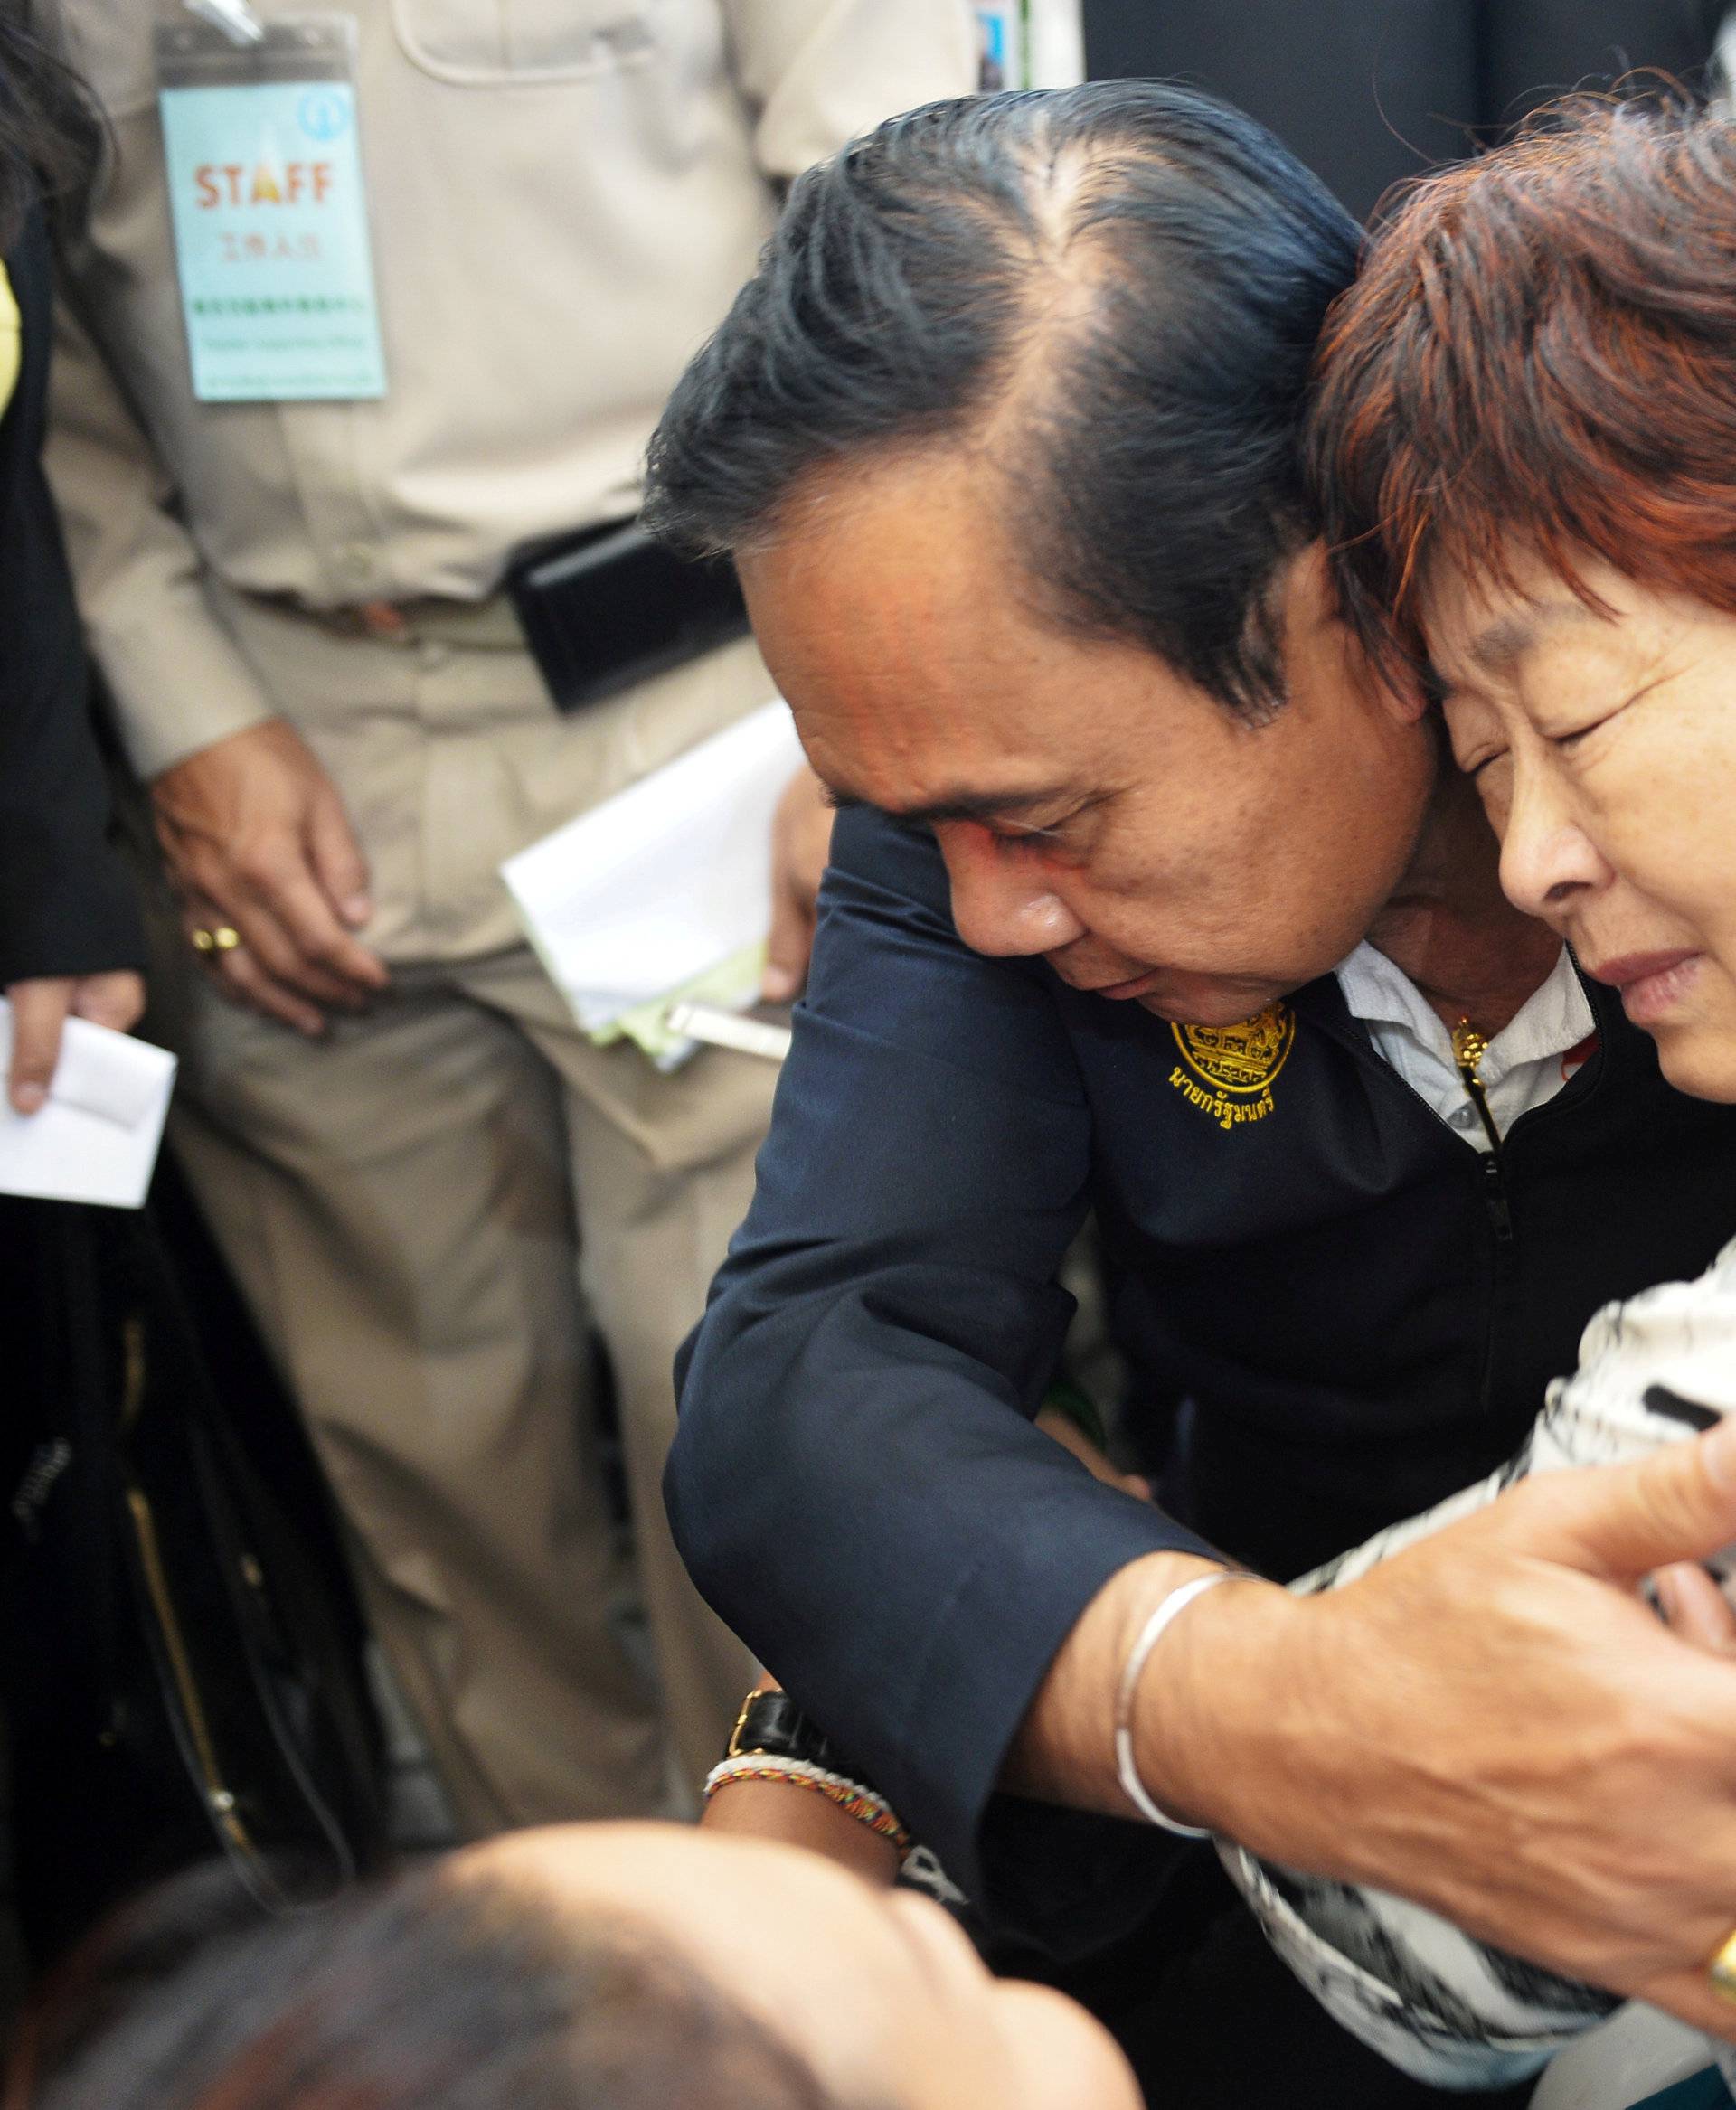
[1168,1002,1295,1131]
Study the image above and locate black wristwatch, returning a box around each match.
[725,1691,882,1798]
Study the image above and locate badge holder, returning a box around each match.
[155,11,387,402]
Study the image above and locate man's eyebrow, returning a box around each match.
[819,785,1077,827]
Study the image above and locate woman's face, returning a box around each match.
[461,1823,1142,2110]
[1428,555,1736,1100]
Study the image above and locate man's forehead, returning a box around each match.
[782,624,1108,815]
[741,452,1090,716]
[789,662,1107,821]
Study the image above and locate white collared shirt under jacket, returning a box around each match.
[1335,941,1596,1149]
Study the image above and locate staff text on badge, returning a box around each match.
[156,15,387,402]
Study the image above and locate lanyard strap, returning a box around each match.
[183,0,264,47]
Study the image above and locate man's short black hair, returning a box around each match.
[645,80,1360,721]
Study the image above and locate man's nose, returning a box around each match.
[1497,760,1612,921]
[937,823,1088,957]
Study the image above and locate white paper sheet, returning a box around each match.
[0,1001,176,1208]
[502,699,804,1032]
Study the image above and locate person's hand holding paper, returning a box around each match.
[5,968,145,1114]
[503,701,808,1064]
[0,995,175,1207]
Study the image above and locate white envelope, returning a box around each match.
[0,1001,177,1209]
[502,699,804,1032]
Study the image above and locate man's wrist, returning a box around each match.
[1115,1568,1256,1832]
[1125,1562,1300,1838]
[1004,1550,1239,1812]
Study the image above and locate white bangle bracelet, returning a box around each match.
[1113,1567,1246,1838]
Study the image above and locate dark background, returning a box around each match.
[1082,0,1726,221]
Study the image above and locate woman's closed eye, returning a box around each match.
[1541,710,1619,753]
[1535,675,1665,754]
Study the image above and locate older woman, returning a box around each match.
[1215,91,1736,2104]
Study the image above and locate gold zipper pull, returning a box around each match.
[1451,1017,1503,1153]
[1450,1019,1489,1079]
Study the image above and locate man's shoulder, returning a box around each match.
[825,804,966,937]
[805,802,1087,1099]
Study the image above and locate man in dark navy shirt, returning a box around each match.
[647,82,1736,2104]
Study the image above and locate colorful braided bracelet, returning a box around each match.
[703,1753,912,1857]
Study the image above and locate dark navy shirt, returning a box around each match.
[668,805,1736,1940]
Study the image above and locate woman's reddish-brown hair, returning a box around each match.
[1307,89,1736,679]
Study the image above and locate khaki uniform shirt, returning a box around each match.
[43,0,979,777]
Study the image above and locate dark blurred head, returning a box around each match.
[14,1824,1139,2110]
[647,83,1444,1025]
[1307,92,1736,1097]
[20,1857,837,2110]
[0,14,101,250]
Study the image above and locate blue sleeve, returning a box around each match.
[666,805,1213,1929]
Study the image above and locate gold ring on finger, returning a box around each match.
[190,926,217,954]
[211,925,242,952]
[1707,1926,1736,2003]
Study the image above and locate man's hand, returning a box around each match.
[5,970,146,1113]
[152,719,388,1036]
[1014,1416,1736,2041]
[762,763,834,1003]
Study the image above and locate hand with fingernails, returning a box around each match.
[152,716,388,1036]
[5,969,146,1115]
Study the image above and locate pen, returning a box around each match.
[663,1003,792,1063]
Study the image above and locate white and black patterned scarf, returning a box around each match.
[1221,1240,1736,2092]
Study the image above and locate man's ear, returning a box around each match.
[1290,539,1431,728]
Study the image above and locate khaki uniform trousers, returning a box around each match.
[149,589,773,1834]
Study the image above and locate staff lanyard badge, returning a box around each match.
[156,3,386,401]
